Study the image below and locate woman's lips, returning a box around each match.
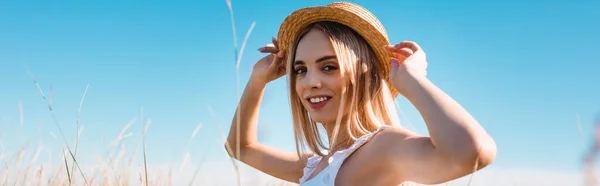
[307,96,331,109]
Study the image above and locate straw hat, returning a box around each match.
[277,1,399,98]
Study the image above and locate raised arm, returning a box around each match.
[225,39,312,183]
[377,41,497,184]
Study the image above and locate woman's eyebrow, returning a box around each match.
[294,55,337,65]
[316,55,337,63]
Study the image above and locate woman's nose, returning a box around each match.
[305,71,322,89]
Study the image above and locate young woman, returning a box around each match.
[226,2,496,185]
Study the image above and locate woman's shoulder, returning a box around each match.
[336,126,422,184]
[371,125,420,143]
[361,126,424,160]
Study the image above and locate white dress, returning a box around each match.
[299,125,390,186]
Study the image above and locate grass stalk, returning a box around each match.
[217,123,241,186]
[63,148,72,185]
[27,70,88,185]
[71,84,89,178]
[142,117,150,186]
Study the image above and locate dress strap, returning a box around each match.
[323,125,389,183]
[299,154,322,184]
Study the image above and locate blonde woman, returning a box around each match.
[226,2,496,185]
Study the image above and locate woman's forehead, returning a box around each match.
[294,29,336,63]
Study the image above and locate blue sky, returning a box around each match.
[0,0,599,179]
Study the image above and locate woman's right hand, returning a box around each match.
[251,37,286,85]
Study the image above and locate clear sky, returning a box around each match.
[1,0,599,184]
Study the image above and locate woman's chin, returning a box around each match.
[309,114,336,125]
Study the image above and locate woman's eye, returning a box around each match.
[294,68,306,74]
[323,65,338,71]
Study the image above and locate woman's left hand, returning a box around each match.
[385,41,428,96]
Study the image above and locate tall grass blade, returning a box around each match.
[226,0,238,65]
[26,70,89,185]
[234,21,256,161]
[142,118,151,186]
[63,148,72,185]
[217,123,240,186]
[71,84,89,177]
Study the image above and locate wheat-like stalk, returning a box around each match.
[71,84,89,178]
[26,69,88,185]
[217,122,241,186]
[62,147,72,185]
[225,0,259,183]
[142,117,151,186]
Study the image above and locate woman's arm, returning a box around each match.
[401,75,496,167]
[224,43,312,183]
[375,41,496,184]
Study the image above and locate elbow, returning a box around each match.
[223,140,240,160]
[223,139,255,160]
[456,135,497,171]
[474,139,497,170]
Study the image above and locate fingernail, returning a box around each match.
[258,47,264,51]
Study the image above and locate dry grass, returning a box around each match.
[0,3,267,185]
[0,109,223,186]
[26,69,88,185]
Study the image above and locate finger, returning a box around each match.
[277,50,286,70]
[393,43,415,54]
[384,45,397,50]
[272,37,279,49]
[269,50,285,70]
[398,41,421,53]
[392,45,415,62]
[278,62,286,72]
[385,46,413,61]
[396,48,413,58]
[385,46,413,56]
[258,46,278,53]
[277,50,285,69]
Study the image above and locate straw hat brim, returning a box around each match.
[277,2,399,98]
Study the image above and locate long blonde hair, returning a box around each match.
[286,21,401,158]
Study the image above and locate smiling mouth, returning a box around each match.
[307,96,332,109]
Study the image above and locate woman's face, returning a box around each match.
[294,29,346,124]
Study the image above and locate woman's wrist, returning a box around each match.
[248,74,269,90]
[395,74,431,100]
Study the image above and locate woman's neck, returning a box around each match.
[322,119,353,152]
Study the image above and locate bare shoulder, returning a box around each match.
[374,126,419,141]
[364,127,430,158]
[361,127,440,176]
[360,126,478,184]
[338,127,417,183]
